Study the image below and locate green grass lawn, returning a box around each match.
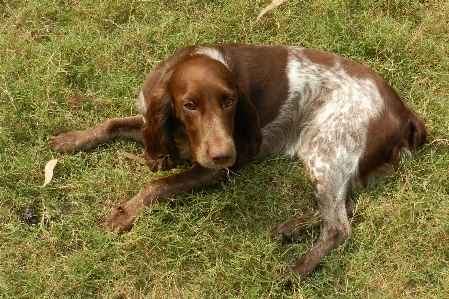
[1,0,449,297]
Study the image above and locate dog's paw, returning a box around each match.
[103,205,137,233]
[270,223,294,244]
[274,262,307,284]
[270,212,320,244]
[49,131,85,153]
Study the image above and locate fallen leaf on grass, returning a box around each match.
[119,151,146,164]
[256,0,291,21]
[43,158,58,187]
[67,96,112,104]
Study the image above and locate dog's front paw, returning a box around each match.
[103,195,145,233]
[103,205,137,233]
[49,131,85,153]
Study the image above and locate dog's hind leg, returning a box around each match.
[49,115,144,153]
[270,196,354,244]
[285,179,352,278]
[277,130,360,278]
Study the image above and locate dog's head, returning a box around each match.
[142,55,262,172]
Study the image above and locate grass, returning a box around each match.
[1,0,449,297]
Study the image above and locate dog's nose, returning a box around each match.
[210,147,234,165]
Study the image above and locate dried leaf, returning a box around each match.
[43,159,58,187]
[119,151,146,164]
[67,96,112,104]
[256,0,291,21]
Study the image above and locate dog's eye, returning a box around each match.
[224,98,236,107]
[184,103,196,110]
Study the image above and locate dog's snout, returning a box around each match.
[209,147,234,165]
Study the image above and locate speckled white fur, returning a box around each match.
[261,47,384,192]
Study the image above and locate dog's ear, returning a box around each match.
[142,83,180,172]
[233,83,263,162]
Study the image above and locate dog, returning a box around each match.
[49,44,426,278]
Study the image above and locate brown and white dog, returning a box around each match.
[49,44,426,278]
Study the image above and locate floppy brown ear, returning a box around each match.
[142,84,180,172]
[233,83,263,163]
